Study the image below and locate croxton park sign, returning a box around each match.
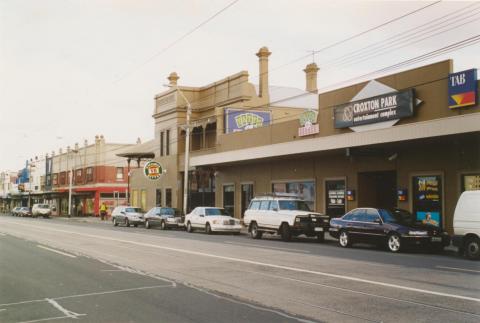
[333,89,415,129]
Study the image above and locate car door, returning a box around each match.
[267,200,280,229]
[348,209,367,240]
[197,208,207,228]
[363,209,386,244]
[257,200,270,229]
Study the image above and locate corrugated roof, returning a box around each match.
[254,85,318,109]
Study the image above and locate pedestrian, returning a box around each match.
[100,202,108,221]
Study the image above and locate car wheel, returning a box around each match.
[250,222,262,239]
[160,221,167,230]
[465,237,480,260]
[339,230,351,248]
[317,232,325,243]
[145,220,151,229]
[206,223,212,235]
[280,223,291,242]
[113,218,118,226]
[133,224,138,227]
[125,218,130,227]
[387,233,402,253]
[186,221,193,233]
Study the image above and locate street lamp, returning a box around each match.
[163,84,191,216]
[68,149,79,217]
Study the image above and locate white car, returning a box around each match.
[112,206,145,227]
[32,204,52,218]
[184,207,242,234]
[243,195,329,242]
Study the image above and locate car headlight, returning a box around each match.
[408,230,428,236]
[212,220,219,224]
[223,220,230,225]
[295,217,301,222]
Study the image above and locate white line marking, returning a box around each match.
[9,223,480,304]
[16,314,86,323]
[0,285,173,307]
[224,241,311,253]
[0,308,5,312]
[100,269,124,272]
[45,298,83,318]
[0,233,6,236]
[37,245,76,258]
[436,266,480,274]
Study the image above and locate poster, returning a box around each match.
[225,108,271,133]
[412,175,442,228]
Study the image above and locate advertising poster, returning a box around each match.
[325,180,346,217]
[448,68,478,109]
[412,175,443,228]
[225,108,271,133]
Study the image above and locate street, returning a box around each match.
[0,215,479,323]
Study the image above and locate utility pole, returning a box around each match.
[68,149,79,217]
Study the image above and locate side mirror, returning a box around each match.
[120,211,125,215]
[272,208,279,212]
[374,218,382,224]
[199,214,204,217]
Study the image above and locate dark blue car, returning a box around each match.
[329,208,450,253]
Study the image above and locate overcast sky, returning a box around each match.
[1,0,479,170]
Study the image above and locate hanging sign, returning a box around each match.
[298,110,319,137]
[448,69,477,109]
[334,89,415,129]
[143,161,164,180]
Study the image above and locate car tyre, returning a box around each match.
[317,232,325,243]
[465,237,480,260]
[387,233,402,253]
[125,218,130,227]
[280,223,291,242]
[250,222,262,239]
[186,221,193,233]
[113,218,118,226]
[145,220,151,229]
[133,224,138,227]
[206,223,212,235]
[339,230,351,248]
[160,221,167,230]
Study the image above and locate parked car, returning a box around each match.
[452,190,480,260]
[11,207,22,216]
[243,195,330,242]
[111,206,145,227]
[184,207,241,234]
[329,208,450,253]
[18,207,32,217]
[32,204,52,218]
[144,207,184,230]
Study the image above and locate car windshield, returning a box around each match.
[39,205,49,209]
[125,208,142,213]
[278,200,311,211]
[205,208,227,216]
[161,208,181,216]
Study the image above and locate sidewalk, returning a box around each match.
[55,216,111,224]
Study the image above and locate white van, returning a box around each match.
[452,190,480,260]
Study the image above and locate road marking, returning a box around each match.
[16,314,86,323]
[8,223,480,304]
[100,269,124,272]
[0,285,173,307]
[0,233,6,236]
[37,245,77,258]
[436,266,480,273]
[244,269,480,318]
[224,241,311,253]
[45,298,83,319]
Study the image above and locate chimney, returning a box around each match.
[74,142,79,151]
[256,46,271,99]
[168,72,179,86]
[136,137,142,144]
[304,62,319,93]
[84,139,88,147]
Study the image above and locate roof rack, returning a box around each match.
[254,192,301,198]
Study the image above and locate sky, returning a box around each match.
[1,0,479,170]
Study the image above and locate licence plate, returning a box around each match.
[431,237,442,242]
[314,227,323,232]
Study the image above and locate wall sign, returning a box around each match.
[346,190,355,201]
[397,189,408,202]
[298,110,319,137]
[448,69,477,109]
[143,161,164,180]
[225,108,271,133]
[334,89,415,129]
[412,175,442,228]
[325,180,346,217]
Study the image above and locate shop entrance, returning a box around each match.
[358,171,396,210]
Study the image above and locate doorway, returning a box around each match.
[358,171,396,210]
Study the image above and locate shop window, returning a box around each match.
[156,189,162,206]
[412,175,443,229]
[86,167,93,182]
[223,184,235,217]
[462,174,480,192]
[166,188,172,207]
[141,189,147,211]
[116,167,124,180]
[272,181,315,211]
[241,183,254,218]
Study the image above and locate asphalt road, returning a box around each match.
[0,215,479,323]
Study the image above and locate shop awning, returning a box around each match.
[116,139,156,159]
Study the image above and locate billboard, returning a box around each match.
[448,69,477,109]
[224,108,271,133]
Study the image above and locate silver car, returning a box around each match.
[112,206,145,227]
[144,207,184,230]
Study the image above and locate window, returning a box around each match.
[166,129,170,156]
[156,189,162,206]
[59,172,66,185]
[272,180,315,211]
[223,185,235,216]
[160,131,164,156]
[365,209,380,223]
[165,188,172,207]
[269,201,279,210]
[205,208,226,216]
[52,174,58,185]
[132,190,139,207]
[241,184,254,218]
[116,167,124,180]
[278,200,310,211]
[259,200,270,210]
[249,200,260,210]
[86,167,93,182]
[462,174,480,191]
[141,189,147,211]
